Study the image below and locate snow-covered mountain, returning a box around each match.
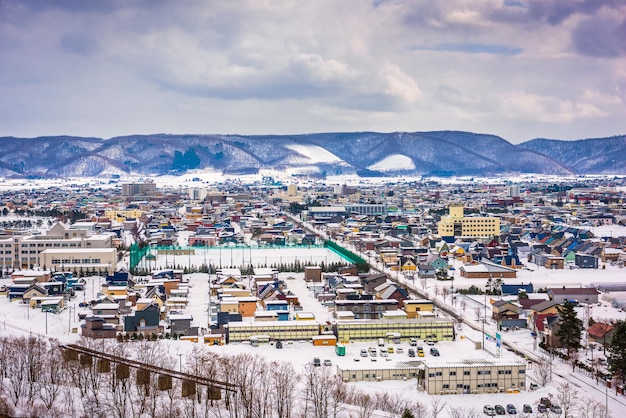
[0,131,623,178]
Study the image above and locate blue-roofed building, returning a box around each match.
[501,283,534,296]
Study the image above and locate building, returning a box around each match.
[459,260,517,279]
[38,248,117,275]
[0,222,115,270]
[81,316,117,339]
[226,321,320,343]
[121,181,156,197]
[547,287,600,304]
[437,204,500,238]
[421,359,527,395]
[334,318,455,343]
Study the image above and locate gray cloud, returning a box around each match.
[0,0,624,142]
[572,15,626,57]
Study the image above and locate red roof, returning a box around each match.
[588,322,614,339]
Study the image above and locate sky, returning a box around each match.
[0,0,625,144]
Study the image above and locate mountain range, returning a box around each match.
[0,131,624,178]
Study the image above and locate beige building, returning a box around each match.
[38,248,117,275]
[337,358,526,395]
[422,359,526,395]
[437,204,500,238]
[0,222,114,270]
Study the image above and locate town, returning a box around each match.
[0,173,625,417]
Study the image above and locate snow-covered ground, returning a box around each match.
[2,243,626,416]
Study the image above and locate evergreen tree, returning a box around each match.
[608,320,626,386]
[556,301,582,364]
[401,409,415,418]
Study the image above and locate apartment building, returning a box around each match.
[437,204,500,238]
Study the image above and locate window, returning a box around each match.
[442,384,449,389]
[519,369,525,374]
[498,370,512,375]
[449,371,456,376]
[477,370,491,375]
[463,371,470,376]
[435,371,442,376]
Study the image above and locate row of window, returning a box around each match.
[51,259,102,264]
[430,369,524,378]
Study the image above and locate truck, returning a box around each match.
[335,343,346,356]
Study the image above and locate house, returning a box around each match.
[168,313,196,336]
[574,253,598,269]
[304,266,322,282]
[361,273,387,293]
[547,287,600,304]
[459,260,517,279]
[491,300,521,321]
[81,316,117,339]
[417,264,436,279]
[588,322,615,350]
[124,303,161,335]
[374,283,409,308]
[333,299,399,319]
[542,315,563,348]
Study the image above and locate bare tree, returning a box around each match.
[429,396,447,418]
[460,299,466,312]
[534,358,552,386]
[555,381,578,418]
[265,360,298,418]
[577,396,611,418]
[448,406,481,418]
[474,307,482,322]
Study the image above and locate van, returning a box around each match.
[409,338,418,346]
[378,338,385,347]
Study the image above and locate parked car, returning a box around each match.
[494,405,505,415]
[275,340,283,349]
[380,349,389,357]
[522,404,532,413]
[387,345,395,353]
[426,340,436,346]
[396,347,404,354]
[483,405,495,416]
[417,346,425,357]
[550,405,562,414]
[506,404,516,414]
[430,347,440,356]
[360,349,368,357]
[323,359,332,366]
[410,338,418,346]
[408,348,415,357]
[537,404,547,413]
[313,357,321,367]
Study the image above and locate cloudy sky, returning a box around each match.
[1,0,624,143]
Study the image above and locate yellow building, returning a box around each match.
[104,208,144,222]
[403,300,435,319]
[437,204,500,238]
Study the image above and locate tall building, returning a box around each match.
[507,185,521,198]
[121,181,156,197]
[437,204,500,238]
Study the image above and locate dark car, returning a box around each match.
[550,405,562,414]
[494,405,505,415]
[408,348,415,357]
[275,340,283,349]
[506,404,517,414]
[537,404,547,413]
[430,347,440,356]
[522,404,532,413]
